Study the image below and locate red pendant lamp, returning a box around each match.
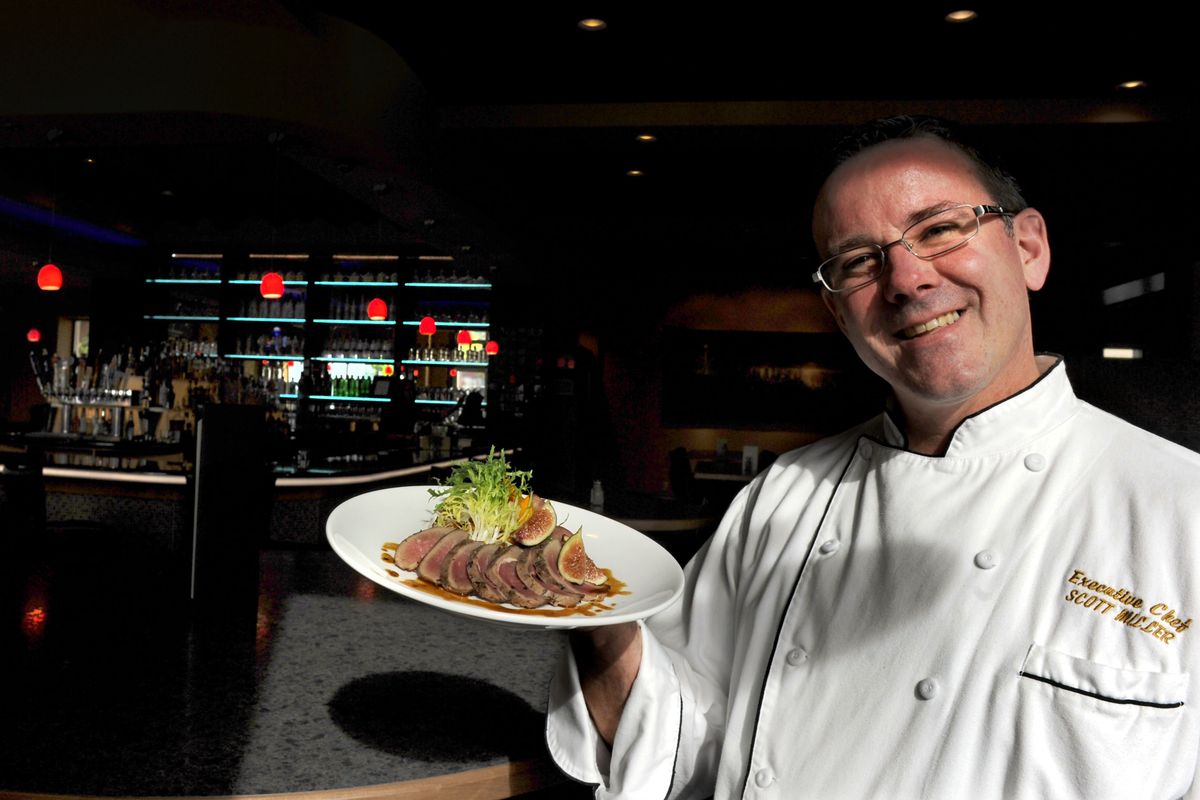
[26,328,41,343]
[455,329,472,346]
[485,340,500,355]
[417,316,437,336]
[367,297,388,321]
[259,272,285,299]
[37,263,63,291]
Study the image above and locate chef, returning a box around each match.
[545,116,1200,799]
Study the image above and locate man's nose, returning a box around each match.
[881,243,941,304]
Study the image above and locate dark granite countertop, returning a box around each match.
[0,544,580,796]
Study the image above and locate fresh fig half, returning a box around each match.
[558,528,608,585]
[511,495,557,546]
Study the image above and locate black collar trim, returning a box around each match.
[879,353,1065,457]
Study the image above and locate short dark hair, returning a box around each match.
[828,115,1028,215]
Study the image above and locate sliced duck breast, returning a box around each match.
[468,543,509,603]
[441,540,486,595]
[487,545,550,608]
[516,543,580,607]
[393,526,457,570]
[416,528,471,584]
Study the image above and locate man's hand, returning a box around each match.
[571,621,643,747]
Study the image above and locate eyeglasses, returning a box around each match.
[812,204,1012,293]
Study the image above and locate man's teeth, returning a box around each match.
[902,311,960,339]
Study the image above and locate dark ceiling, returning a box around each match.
[319,4,1190,104]
[0,3,1195,340]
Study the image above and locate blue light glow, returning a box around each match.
[0,195,146,247]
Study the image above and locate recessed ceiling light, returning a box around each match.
[84,157,95,165]
[945,9,977,22]
[1117,80,1147,90]
[636,134,657,142]
[578,18,607,31]
[626,169,644,177]
[160,189,174,197]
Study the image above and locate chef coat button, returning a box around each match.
[818,538,840,556]
[786,648,808,666]
[916,678,939,700]
[754,768,775,788]
[1023,453,1046,472]
[859,441,873,459]
[974,550,997,570]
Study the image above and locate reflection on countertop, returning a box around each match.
[43,449,187,474]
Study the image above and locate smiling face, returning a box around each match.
[813,136,1051,433]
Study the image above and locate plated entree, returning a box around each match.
[388,451,611,609]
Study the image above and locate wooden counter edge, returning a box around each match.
[0,755,571,800]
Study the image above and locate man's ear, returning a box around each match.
[822,289,847,334]
[1014,208,1051,291]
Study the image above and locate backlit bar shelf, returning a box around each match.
[415,399,488,407]
[313,281,400,287]
[401,359,488,369]
[311,319,396,326]
[144,278,222,285]
[223,354,306,361]
[401,320,490,328]
[143,314,221,321]
[225,317,306,323]
[227,280,309,286]
[404,282,492,290]
[311,356,395,364]
[306,394,391,403]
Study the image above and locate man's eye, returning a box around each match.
[839,252,881,277]
[921,221,960,237]
[916,221,967,243]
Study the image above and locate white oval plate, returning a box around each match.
[326,485,685,629]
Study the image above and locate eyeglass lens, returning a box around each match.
[821,205,982,291]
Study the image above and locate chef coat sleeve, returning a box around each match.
[1183,757,1200,800]
[546,484,756,799]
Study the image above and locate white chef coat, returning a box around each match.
[547,358,1200,799]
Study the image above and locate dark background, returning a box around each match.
[2,2,1197,486]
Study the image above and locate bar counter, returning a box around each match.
[0,432,508,549]
[2,430,496,486]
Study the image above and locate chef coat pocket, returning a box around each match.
[1020,643,1187,707]
[1012,643,1195,798]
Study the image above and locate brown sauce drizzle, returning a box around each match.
[380,543,628,617]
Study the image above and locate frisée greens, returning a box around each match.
[428,449,533,544]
